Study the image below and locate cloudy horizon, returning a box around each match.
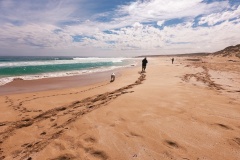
[0,0,240,57]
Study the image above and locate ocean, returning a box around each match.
[0,56,137,86]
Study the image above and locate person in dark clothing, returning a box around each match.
[171,58,174,64]
[142,57,148,72]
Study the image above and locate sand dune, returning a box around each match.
[212,44,240,58]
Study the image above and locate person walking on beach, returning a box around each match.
[111,73,115,82]
[171,58,174,64]
[142,57,148,72]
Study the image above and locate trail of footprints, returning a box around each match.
[0,74,146,159]
[182,66,223,90]
[182,65,240,155]
[1,72,240,159]
[184,64,240,97]
[4,82,111,116]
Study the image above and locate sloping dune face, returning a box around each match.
[213,44,240,58]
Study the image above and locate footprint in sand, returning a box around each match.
[228,137,240,148]
[123,130,143,138]
[233,137,240,146]
[50,153,75,160]
[40,132,46,135]
[0,73,146,159]
[78,135,108,160]
[215,123,233,130]
[84,136,97,144]
[164,140,179,148]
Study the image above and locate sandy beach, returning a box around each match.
[0,55,240,160]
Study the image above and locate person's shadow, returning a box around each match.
[138,71,146,74]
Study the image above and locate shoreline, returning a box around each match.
[0,57,240,159]
[0,56,139,87]
[0,66,138,96]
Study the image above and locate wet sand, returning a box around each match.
[0,56,240,160]
[0,69,124,96]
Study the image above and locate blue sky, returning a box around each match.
[0,0,239,56]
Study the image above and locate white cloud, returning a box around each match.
[0,0,88,25]
[199,5,240,25]
[157,20,165,26]
[64,19,240,55]
[132,22,143,30]
[0,0,239,56]
[0,23,73,49]
[113,0,229,24]
[161,20,240,53]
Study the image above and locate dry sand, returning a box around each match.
[0,56,239,160]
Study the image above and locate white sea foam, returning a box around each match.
[0,62,137,86]
[72,57,127,63]
[0,57,130,68]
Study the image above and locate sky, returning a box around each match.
[0,0,240,57]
